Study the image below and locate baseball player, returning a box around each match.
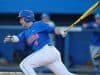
[83,13,100,75]
[4,10,76,75]
[41,13,55,27]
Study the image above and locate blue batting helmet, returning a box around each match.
[18,10,35,22]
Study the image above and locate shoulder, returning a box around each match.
[33,21,48,27]
[29,21,48,31]
[34,21,46,25]
[47,21,55,27]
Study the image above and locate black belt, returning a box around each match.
[48,43,53,46]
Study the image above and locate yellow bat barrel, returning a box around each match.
[64,1,100,32]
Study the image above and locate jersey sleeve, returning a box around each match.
[35,22,55,33]
[45,24,55,33]
[17,31,25,43]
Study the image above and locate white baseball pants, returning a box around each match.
[19,44,76,75]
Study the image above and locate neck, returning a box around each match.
[26,22,33,28]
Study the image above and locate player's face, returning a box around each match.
[95,18,100,24]
[42,18,49,22]
[19,17,26,27]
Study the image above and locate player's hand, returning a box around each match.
[55,28,67,38]
[4,35,19,43]
[4,35,12,43]
[60,29,67,37]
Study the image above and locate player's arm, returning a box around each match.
[33,22,66,37]
[45,23,66,37]
[4,31,25,43]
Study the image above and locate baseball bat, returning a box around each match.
[64,1,100,32]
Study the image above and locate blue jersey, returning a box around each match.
[87,22,100,46]
[17,21,55,51]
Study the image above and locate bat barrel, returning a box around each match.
[64,1,99,32]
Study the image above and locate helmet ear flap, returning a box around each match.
[24,16,34,22]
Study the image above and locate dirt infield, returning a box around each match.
[0,72,53,75]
